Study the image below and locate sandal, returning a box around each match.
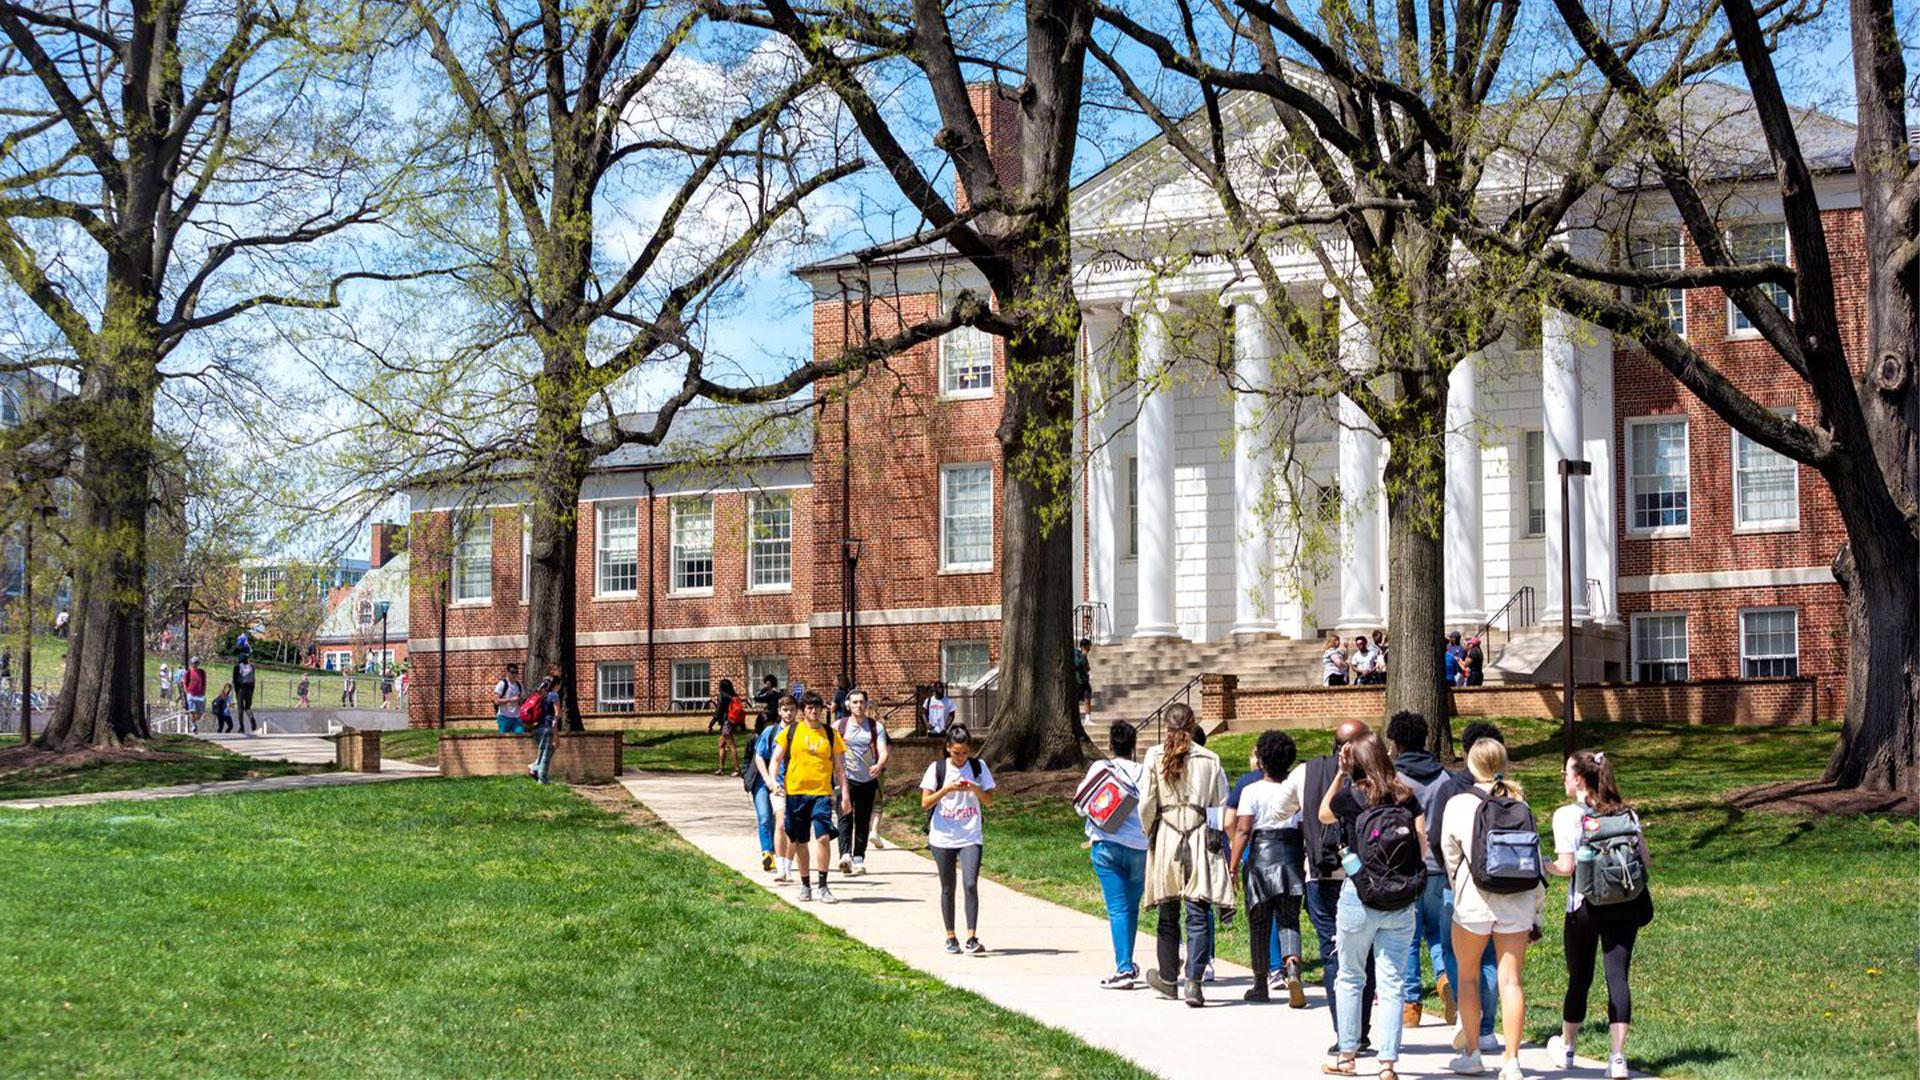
[1321,1058,1357,1076]
[1381,1069,1399,1080]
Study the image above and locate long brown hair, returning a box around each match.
[1159,703,1196,787]
[1347,732,1412,806]
[1568,750,1628,815]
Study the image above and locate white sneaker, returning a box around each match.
[1480,1034,1504,1053]
[816,885,839,904]
[839,854,853,873]
[1498,1059,1526,1080]
[1202,962,1216,983]
[851,858,866,875]
[1546,1036,1574,1070]
[1607,1053,1629,1079]
[1447,1052,1485,1075]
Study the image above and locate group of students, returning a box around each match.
[740,681,997,953]
[487,661,567,782]
[165,656,260,735]
[1073,708,1652,1080]
[1322,633,1390,686]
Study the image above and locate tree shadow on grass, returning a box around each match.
[1636,1046,1734,1073]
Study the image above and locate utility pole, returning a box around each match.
[1558,458,1592,759]
[18,513,31,745]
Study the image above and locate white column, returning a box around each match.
[1444,353,1485,626]
[1336,301,1385,630]
[1132,301,1179,639]
[1230,294,1276,636]
[1085,310,1121,643]
[1580,327,1619,625]
[1543,304,1592,624]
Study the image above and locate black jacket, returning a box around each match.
[1425,764,1478,870]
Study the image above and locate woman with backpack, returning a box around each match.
[710,678,742,776]
[1316,731,1425,1078]
[919,724,995,953]
[210,682,236,734]
[1545,750,1652,1080]
[1228,729,1307,1007]
[1441,736,1545,1080]
[1077,721,1148,989]
[1139,704,1232,1007]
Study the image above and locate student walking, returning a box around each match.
[1228,729,1308,1006]
[211,683,236,733]
[924,682,953,736]
[182,657,207,734]
[1389,710,1455,1030]
[1078,721,1148,988]
[1288,720,1380,1048]
[232,656,258,734]
[492,663,525,734]
[1140,704,1232,1007]
[920,724,995,953]
[1546,751,1653,1080]
[342,669,358,708]
[527,665,563,784]
[710,679,743,776]
[157,663,172,704]
[1317,732,1426,1079]
[752,673,782,733]
[1430,722,1506,1052]
[1441,737,1546,1080]
[770,691,849,903]
[741,687,787,876]
[380,669,395,709]
[835,688,890,875]
[296,674,311,709]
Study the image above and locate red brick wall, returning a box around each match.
[436,732,623,782]
[954,82,1023,212]
[1210,676,1820,729]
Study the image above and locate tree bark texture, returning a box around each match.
[520,344,593,732]
[1380,379,1450,753]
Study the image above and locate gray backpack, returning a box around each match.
[1574,811,1648,906]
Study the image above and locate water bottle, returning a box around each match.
[1575,844,1597,865]
[1340,846,1363,877]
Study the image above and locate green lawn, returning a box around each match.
[0,733,325,801]
[887,718,1918,1079]
[9,633,375,712]
[0,779,1146,1078]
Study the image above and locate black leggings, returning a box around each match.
[1563,902,1641,1024]
[234,686,255,731]
[931,844,982,934]
[838,778,879,858]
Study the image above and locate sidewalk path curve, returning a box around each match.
[622,770,1625,1080]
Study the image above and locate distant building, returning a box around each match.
[313,548,410,673]
[0,368,71,606]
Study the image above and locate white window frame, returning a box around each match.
[595,502,640,598]
[1629,612,1689,684]
[322,650,352,672]
[940,640,992,688]
[596,662,637,713]
[939,326,994,399]
[939,463,993,573]
[1738,607,1799,679]
[1625,416,1691,536]
[746,493,793,592]
[241,568,284,605]
[747,656,789,692]
[1726,221,1792,338]
[670,660,711,711]
[669,497,715,595]
[451,512,493,604]
[1625,226,1686,338]
[1522,430,1546,537]
[356,599,375,627]
[1731,410,1800,533]
[1125,455,1139,558]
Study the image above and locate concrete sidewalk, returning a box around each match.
[196,732,431,776]
[622,770,1620,1080]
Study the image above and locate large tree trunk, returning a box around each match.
[1381,390,1450,753]
[38,326,155,750]
[1827,541,1917,791]
[522,369,591,732]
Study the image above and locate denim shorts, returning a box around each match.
[783,793,839,842]
[185,694,205,712]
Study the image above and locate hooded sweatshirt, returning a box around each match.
[1395,749,1451,873]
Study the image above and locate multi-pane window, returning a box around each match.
[1626,227,1686,336]
[1734,421,1798,528]
[670,660,711,710]
[1126,456,1139,557]
[671,497,714,592]
[941,464,992,571]
[323,650,352,672]
[596,503,639,596]
[1523,430,1546,536]
[242,568,284,605]
[747,656,789,692]
[453,512,493,601]
[1631,613,1689,683]
[1740,608,1799,678]
[597,662,636,713]
[941,640,992,688]
[941,326,994,397]
[357,599,375,626]
[1728,222,1792,332]
[748,494,793,589]
[1628,419,1690,531]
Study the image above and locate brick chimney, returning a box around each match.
[954,82,1023,213]
[369,522,404,570]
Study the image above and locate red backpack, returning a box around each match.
[727,696,746,725]
[519,692,545,728]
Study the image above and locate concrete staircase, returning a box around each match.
[1086,635,1328,735]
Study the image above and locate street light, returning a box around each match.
[1558,458,1592,758]
[844,537,863,691]
[374,600,391,690]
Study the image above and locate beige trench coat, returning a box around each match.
[1139,743,1236,914]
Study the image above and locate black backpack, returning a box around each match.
[1351,801,1425,910]
[928,756,984,829]
[1465,786,1544,894]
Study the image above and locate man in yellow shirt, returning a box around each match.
[771,690,851,903]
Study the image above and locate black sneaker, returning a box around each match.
[1184,977,1206,1008]
[1243,983,1271,1003]
[944,938,961,954]
[1144,970,1178,999]
[963,937,985,954]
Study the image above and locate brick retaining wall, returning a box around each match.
[437,732,624,782]
[1203,673,1818,730]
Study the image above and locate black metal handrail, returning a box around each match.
[1071,601,1108,642]
[1472,585,1536,649]
[1132,672,1205,751]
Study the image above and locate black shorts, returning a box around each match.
[782,793,838,842]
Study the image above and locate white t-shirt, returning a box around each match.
[1321,648,1347,678]
[1235,777,1301,830]
[1552,802,1643,913]
[921,758,996,849]
[493,679,523,719]
[925,698,953,734]
[1351,647,1380,675]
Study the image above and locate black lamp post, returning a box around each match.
[1558,458,1592,758]
[844,537,863,691]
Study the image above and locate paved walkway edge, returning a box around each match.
[0,766,436,810]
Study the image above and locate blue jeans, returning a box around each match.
[751,783,775,853]
[1335,882,1415,1061]
[1089,841,1147,973]
[1404,873,1450,1002]
[1155,899,1214,982]
[497,714,524,734]
[1307,878,1374,1041]
[532,722,555,782]
[1445,886,1501,1037]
